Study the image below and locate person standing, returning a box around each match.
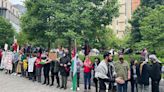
[130,59,138,92]
[141,48,148,62]
[136,57,150,92]
[12,51,19,75]
[59,51,71,89]
[95,52,115,92]
[28,54,37,81]
[42,55,50,85]
[0,48,3,65]
[108,55,117,92]
[83,55,92,90]
[114,55,130,92]
[50,59,60,88]
[93,57,100,92]
[149,55,162,92]
[34,55,42,83]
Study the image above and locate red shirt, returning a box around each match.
[35,58,42,68]
[0,50,2,59]
[83,58,92,73]
[12,43,18,51]
[84,65,92,73]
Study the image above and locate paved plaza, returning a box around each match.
[0,71,164,92]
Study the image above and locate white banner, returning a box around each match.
[0,51,13,70]
[28,57,37,72]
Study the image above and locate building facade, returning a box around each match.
[111,0,140,38]
[0,0,21,32]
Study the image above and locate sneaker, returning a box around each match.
[56,85,60,88]
[60,86,64,89]
[70,87,73,90]
[17,74,21,77]
[77,87,80,91]
[14,73,17,76]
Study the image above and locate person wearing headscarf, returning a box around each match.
[136,57,150,92]
[149,54,162,92]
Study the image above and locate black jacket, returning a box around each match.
[51,60,60,73]
[136,62,151,85]
[150,62,162,81]
[130,65,137,81]
[59,56,71,76]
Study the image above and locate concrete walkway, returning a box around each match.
[0,71,164,92]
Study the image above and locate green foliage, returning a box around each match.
[137,6,164,54]
[0,16,15,47]
[129,0,164,58]
[141,0,164,8]
[16,31,28,46]
[130,6,152,43]
[21,0,119,49]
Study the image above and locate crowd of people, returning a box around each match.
[0,44,163,92]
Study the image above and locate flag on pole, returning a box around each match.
[72,40,77,92]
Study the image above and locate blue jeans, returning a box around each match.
[84,72,91,89]
[117,81,128,92]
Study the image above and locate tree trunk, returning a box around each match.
[48,39,51,56]
[68,37,72,59]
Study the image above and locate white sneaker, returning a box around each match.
[14,73,17,76]
[77,87,80,91]
[70,87,73,90]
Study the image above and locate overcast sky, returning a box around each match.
[9,0,25,5]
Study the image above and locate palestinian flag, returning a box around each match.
[72,43,77,91]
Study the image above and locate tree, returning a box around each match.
[141,0,164,8]
[21,0,119,54]
[130,6,152,43]
[129,0,164,50]
[50,0,119,52]
[0,16,15,47]
[21,0,56,49]
[138,6,164,54]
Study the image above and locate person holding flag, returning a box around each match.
[71,52,83,91]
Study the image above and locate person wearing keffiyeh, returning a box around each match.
[149,54,162,92]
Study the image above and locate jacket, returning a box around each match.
[136,62,150,85]
[60,56,71,76]
[51,60,60,73]
[150,62,162,81]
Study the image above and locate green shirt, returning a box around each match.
[114,61,129,81]
[21,54,26,62]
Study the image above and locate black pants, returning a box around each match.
[51,72,60,86]
[131,79,138,92]
[43,67,50,84]
[99,78,106,92]
[12,62,18,73]
[29,72,35,81]
[93,78,98,92]
[61,76,68,88]
[152,80,160,92]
